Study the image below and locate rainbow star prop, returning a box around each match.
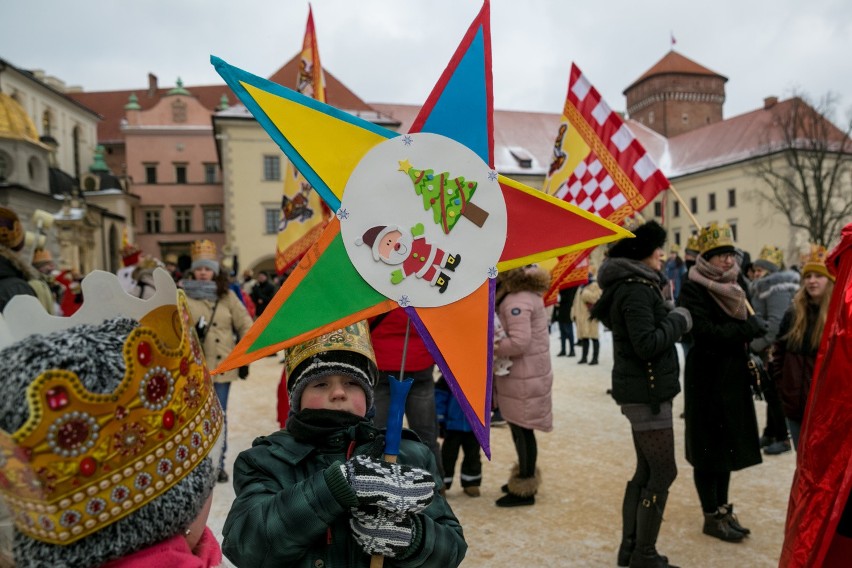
[212,0,629,456]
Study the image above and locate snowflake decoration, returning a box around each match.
[402,135,413,146]
[397,295,411,308]
[487,266,498,279]
[336,208,350,220]
[488,170,498,182]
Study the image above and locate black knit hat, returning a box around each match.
[607,220,667,261]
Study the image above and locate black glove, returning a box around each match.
[238,365,250,379]
[671,307,693,333]
[350,507,415,558]
[340,455,434,515]
[746,315,769,338]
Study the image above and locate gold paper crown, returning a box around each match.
[758,245,785,269]
[0,271,222,545]
[190,240,217,263]
[284,321,376,379]
[802,244,834,281]
[685,233,700,253]
[697,222,735,254]
[621,212,647,232]
[0,206,24,250]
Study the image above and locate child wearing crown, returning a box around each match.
[0,269,225,567]
[221,321,467,567]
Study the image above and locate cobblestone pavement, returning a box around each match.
[208,330,794,567]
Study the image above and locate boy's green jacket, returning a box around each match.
[222,420,467,567]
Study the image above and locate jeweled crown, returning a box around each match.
[0,269,222,545]
[758,245,785,269]
[284,320,376,379]
[697,222,735,254]
[801,244,833,281]
[190,239,217,263]
[685,233,700,254]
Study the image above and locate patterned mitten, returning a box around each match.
[340,455,434,515]
[350,507,415,558]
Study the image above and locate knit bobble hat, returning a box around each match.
[284,322,378,413]
[0,318,217,568]
[607,220,667,261]
[287,350,378,413]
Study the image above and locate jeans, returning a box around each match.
[441,430,482,488]
[373,366,443,477]
[786,418,802,450]
[558,321,575,354]
[214,381,231,471]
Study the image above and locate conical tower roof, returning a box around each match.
[624,50,727,94]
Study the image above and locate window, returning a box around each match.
[172,99,187,123]
[263,155,281,181]
[204,208,223,232]
[265,208,280,234]
[144,209,161,233]
[204,163,218,184]
[729,222,738,242]
[689,197,698,214]
[145,164,157,184]
[174,207,192,233]
[648,111,655,125]
[673,201,680,218]
[728,188,736,208]
[175,164,187,184]
[673,231,681,246]
[654,202,662,217]
[708,193,716,212]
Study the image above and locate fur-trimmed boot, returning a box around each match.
[589,338,600,365]
[577,339,589,364]
[630,489,678,567]
[495,464,539,507]
[618,481,643,566]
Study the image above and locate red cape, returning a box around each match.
[781,223,852,567]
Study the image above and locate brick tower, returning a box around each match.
[624,50,727,138]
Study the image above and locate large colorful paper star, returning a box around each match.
[212,0,629,456]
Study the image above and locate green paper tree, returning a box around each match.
[399,160,489,234]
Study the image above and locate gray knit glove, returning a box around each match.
[671,306,693,333]
[340,455,434,515]
[350,507,416,558]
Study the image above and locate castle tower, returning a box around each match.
[624,50,727,138]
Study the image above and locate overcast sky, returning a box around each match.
[2,0,851,122]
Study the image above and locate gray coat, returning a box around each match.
[749,269,800,353]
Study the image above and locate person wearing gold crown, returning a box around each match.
[0,206,41,313]
[221,321,466,567]
[677,223,770,544]
[183,239,253,484]
[749,245,800,456]
[0,269,225,567]
[768,244,835,450]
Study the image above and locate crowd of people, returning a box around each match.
[0,198,847,567]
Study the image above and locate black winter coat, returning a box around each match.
[595,259,687,412]
[678,280,762,472]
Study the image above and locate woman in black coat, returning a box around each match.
[594,221,691,568]
[677,223,768,543]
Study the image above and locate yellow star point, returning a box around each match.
[398,159,413,172]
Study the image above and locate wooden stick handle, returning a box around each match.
[666,184,702,230]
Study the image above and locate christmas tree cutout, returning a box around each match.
[399,159,489,234]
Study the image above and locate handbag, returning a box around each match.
[746,352,770,400]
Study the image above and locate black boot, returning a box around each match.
[618,482,643,566]
[588,339,600,365]
[629,489,678,567]
[568,342,576,357]
[444,253,461,272]
[435,272,451,293]
[720,503,750,535]
[578,339,588,364]
[702,508,745,542]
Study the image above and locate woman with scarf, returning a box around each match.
[593,220,691,568]
[677,223,768,543]
[184,240,253,483]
